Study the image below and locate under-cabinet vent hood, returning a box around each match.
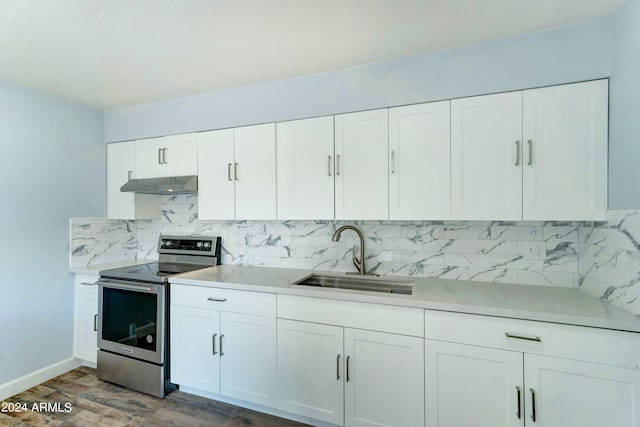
[120,175,197,195]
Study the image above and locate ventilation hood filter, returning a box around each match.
[120,175,197,195]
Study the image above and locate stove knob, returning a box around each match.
[165,241,172,247]
[203,242,211,248]
[197,242,203,247]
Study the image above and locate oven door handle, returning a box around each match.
[97,279,162,293]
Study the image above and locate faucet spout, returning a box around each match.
[331,225,366,275]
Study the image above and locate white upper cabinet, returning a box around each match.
[522,80,608,220]
[451,91,523,220]
[135,133,198,179]
[389,101,451,220]
[335,109,389,220]
[198,124,276,220]
[107,141,160,219]
[198,129,236,220]
[277,116,335,220]
[234,123,277,220]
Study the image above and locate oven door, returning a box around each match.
[97,278,165,365]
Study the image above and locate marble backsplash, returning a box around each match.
[70,195,640,315]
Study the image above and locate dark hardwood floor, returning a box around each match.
[0,367,310,426]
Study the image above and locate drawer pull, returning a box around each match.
[516,386,521,419]
[505,332,541,342]
[80,282,96,286]
[207,297,227,302]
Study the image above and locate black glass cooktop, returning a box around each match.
[99,262,211,284]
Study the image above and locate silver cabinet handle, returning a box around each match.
[207,297,227,302]
[227,163,233,181]
[514,140,521,166]
[220,334,224,356]
[158,148,162,165]
[516,386,522,419]
[234,163,239,180]
[527,139,533,165]
[505,332,541,342]
[346,355,351,382]
[336,154,341,176]
[80,282,96,286]
[328,156,332,177]
[336,354,341,380]
[212,333,217,355]
[93,314,98,332]
[530,388,537,422]
[162,148,168,164]
[391,150,396,173]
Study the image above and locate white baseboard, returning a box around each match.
[0,357,81,401]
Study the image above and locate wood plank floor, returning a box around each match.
[0,367,310,426]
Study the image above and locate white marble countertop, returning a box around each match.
[171,265,640,333]
[70,259,154,275]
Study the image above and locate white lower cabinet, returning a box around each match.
[425,310,640,427]
[425,340,523,427]
[525,354,640,427]
[73,274,99,365]
[277,319,424,427]
[277,319,344,424]
[170,285,277,407]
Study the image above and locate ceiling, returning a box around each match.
[0,0,626,110]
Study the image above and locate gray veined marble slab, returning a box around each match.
[171,265,640,333]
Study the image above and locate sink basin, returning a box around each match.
[292,273,414,295]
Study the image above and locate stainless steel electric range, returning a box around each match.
[96,235,221,398]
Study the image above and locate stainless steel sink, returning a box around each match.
[292,274,414,295]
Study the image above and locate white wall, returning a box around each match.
[0,79,104,385]
[609,0,640,209]
[105,18,611,142]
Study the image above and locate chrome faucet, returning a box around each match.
[332,225,366,275]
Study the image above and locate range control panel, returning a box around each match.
[158,235,220,256]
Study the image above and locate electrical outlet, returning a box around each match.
[526,242,545,259]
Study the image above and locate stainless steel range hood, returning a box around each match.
[120,176,197,195]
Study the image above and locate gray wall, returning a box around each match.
[609,0,640,209]
[105,18,611,143]
[0,80,104,384]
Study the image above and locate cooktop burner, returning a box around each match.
[99,235,221,284]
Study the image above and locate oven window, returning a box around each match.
[102,287,157,352]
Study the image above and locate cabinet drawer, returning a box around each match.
[425,310,640,369]
[171,284,275,317]
[278,295,424,337]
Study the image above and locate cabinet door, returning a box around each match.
[344,329,424,427]
[197,129,236,220]
[277,319,344,425]
[135,137,169,179]
[74,276,99,364]
[425,340,523,427]
[220,312,277,407]
[277,116,335,219]
[389,101,451,220]
[524,354,640,427]
[335,109,389,220]
[170,305,220,393]
[107,142,160,219]
[451,92,523,220]
[135,134,197,178]
[234,123,277,220]
[522,80,608,220]
[161,133,198,177]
